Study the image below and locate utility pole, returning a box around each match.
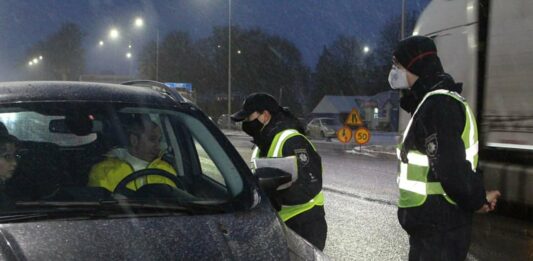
[227,0,232,129]
[401,0,406,39]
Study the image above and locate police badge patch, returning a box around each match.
[294,149,310,166]
[425,133,438,158]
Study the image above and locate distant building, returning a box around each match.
[311,91,400,131]
[164,82,195,102]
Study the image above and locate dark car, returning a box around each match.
[0,81,327,260]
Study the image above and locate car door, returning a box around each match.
[318,119,326,135]
[307,119,318,137]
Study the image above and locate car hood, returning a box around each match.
[0,202,292,260]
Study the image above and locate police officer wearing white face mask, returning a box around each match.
[391,36,501,261]
[231,93,327,250]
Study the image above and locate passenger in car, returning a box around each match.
[0,134,19,207]
[87,115,178,192]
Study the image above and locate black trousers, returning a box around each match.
[285,205,327,251]
[408,225,472,261]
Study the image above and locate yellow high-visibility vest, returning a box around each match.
[251,129,324,221]
[397,89,479,208]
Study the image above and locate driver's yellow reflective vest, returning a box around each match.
[251,129,325,222]
[88,156,177,192]
[397,89,479,208]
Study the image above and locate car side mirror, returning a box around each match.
[255,167,292,193]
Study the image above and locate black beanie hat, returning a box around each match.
[393,36,444,78]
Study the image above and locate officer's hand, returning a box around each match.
[476,190,501,213]
[486,190,501,211]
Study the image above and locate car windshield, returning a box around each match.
[321,119,340,126]
[0,102,244,212]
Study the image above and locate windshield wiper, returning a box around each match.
[0,213,51,223]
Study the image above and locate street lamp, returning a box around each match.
[363,46,370,54]
[126,52,132,59]
[134,17,144,28]
[109,28,119,40]
[132,16,159,81]
[99,40,104,46]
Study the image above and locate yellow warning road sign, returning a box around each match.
[336,126,352,144]
[345,108,364,126]
[354,127,371,145]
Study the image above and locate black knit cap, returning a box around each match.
[393,36,444,78]
[231,92,281,122]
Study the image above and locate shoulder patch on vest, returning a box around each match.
[294,149,310,166]
[425,133,438,158]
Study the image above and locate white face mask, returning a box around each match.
[388,66,409,89]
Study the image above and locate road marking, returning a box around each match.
[323,186,395,206]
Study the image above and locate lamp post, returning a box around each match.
[126,52,133,77]
[133,17,159,81]
[401,0,406,39]
[227,0,232,129]
[107,27,121,74]
[156,28,160,81]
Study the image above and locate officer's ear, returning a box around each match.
[259,110,271,124]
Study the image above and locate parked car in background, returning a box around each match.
[306,117,343,139]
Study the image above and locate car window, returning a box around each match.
[0,111,96,146]
[0,103,244,210]
[321,118,339,126]
[193,137,226,186]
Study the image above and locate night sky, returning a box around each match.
[0,0,430,80]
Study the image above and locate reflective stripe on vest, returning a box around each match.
[398,89,479,208]
[251,129,324,221]
[278,191,324,222]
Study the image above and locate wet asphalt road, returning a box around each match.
[225,132,532,261]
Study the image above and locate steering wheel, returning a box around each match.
[113,169,185,195]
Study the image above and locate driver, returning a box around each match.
[88,115,178,192]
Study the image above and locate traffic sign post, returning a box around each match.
[354,127,371,151]
[336,126,353,144]
[338,109,372,151]
[345,108,364,127]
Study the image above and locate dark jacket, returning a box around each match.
[398,74,486,236]
[255,110,323,208]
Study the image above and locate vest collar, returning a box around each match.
[107,148,150,171]
[400,73,462,114]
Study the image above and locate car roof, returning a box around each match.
[0,81,186,107]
